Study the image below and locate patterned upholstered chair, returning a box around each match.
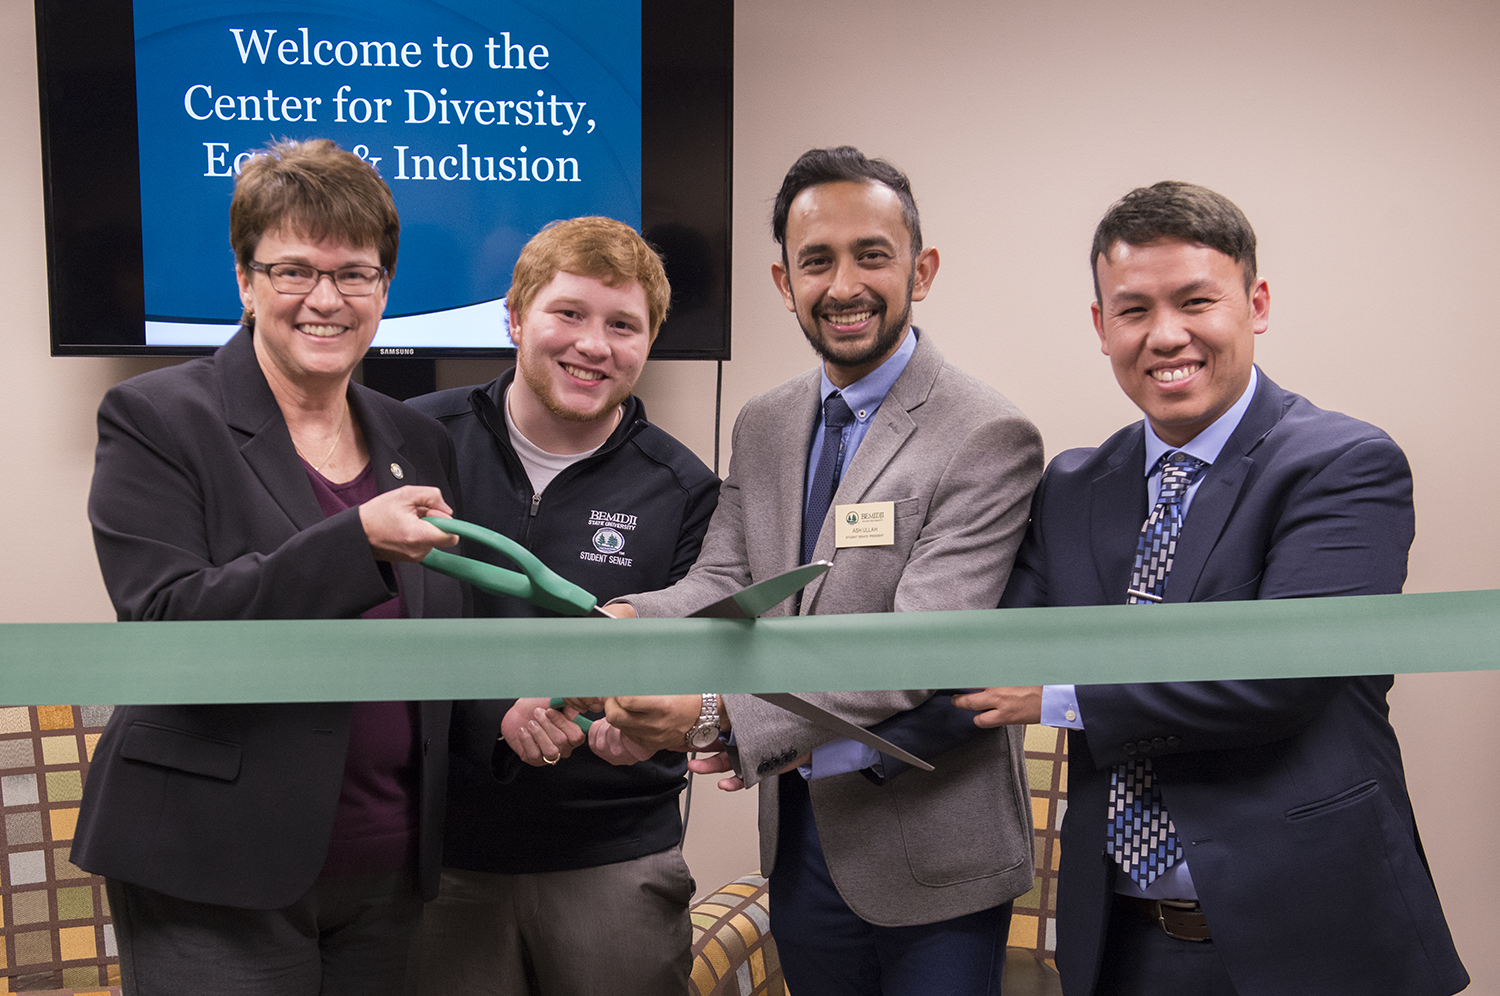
[690,875,784,996]
[1003,723,1067,994]
[1,706,118,993]
[1011,723,1067,971]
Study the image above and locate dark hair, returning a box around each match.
[771,146,922,259]
[230,139,400,309]
[509,216,672,340]
[1090,181,1257,300]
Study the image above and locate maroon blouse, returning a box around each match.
[304,460,418,877]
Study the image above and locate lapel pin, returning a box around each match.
[390,463,404,479]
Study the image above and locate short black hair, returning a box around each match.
[1091,181,1257,300]
[771,146,922,260]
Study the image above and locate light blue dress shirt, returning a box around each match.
[802,327,918,509]
[794,329,918,780]
[1040,366,1259,899]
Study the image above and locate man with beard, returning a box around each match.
[591,147,1045,995]
[407,217,719,995]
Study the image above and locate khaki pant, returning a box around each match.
[416,848,694,996]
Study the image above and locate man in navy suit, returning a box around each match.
[953,182,1467,996]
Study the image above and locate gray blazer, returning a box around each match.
[629,331,1044,925]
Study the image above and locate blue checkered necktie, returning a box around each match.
[801,392,856,565]
[1107,450,1207,888]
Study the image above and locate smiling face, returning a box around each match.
[1092,238,1269,447]
[772,181,938,386]
[509,270,651,442]
[238,227,387,393]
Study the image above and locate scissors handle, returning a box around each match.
[420,517,598,617]
[549,697,594,732]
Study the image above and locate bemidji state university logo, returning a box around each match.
[591,527,625,554]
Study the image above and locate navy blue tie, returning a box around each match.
[801,392,856,565]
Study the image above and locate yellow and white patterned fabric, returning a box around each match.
[1009,724,1066,966]
[689,875,785,996]
[1,705,118,992]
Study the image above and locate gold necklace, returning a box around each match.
[299,402,347,472]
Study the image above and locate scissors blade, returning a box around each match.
[752,692,935,772]
[689,561,833,619]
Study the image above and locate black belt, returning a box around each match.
[1116,894,1212,942]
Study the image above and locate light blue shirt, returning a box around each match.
[803,327,918,510]
[1040,366,1259,899]
[798,329,918,780]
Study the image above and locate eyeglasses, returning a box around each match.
[248,260,387,296]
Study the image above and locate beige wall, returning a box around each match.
[6,0,1498,990]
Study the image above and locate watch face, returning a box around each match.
[687,724,719,749]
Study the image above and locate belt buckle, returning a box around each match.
[1156,898,1210,943]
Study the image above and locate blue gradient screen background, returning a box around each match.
[134,0,641,345]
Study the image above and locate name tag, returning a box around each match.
[835,501,896,548]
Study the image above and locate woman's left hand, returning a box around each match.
[359,486,460,562]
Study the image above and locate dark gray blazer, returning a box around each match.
[73,329,465,909]
[630,331,1044,926]
[1002,370,1467,996]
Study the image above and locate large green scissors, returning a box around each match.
[418,517,931,770]
[416,517,826,731]
[420,516,832,619]
[420,517,607,617]
[421,517,606,729]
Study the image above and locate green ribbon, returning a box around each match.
[0,589,1496,706]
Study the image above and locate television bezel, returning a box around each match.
[35,0,733,361]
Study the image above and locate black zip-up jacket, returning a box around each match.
[407,369,719,873]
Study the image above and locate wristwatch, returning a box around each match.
[685,692,722,749]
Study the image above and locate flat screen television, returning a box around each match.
[36,0,732,360]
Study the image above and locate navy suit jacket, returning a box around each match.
[999,371,1466,996]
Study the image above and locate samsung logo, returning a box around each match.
[377,348,416,355]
